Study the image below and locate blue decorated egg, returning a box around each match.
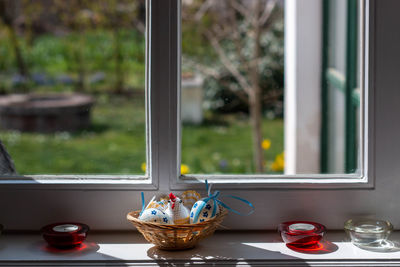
[190,198,219,224]
[139,208,172,224]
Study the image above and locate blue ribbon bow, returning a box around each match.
[192,180,255,223]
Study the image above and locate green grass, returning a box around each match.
[1,95,147,175]
[0,29,284,175]
[0,96,283,175]
[0,30,146,93]
[182,115,284,174]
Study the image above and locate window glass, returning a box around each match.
[181,0,360,175]
[0,0,146,175]
[322,0,360,174]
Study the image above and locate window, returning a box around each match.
[180,0,285,176]
[0,0,148,178]
[321,0,360,174]
[1,0,398,231]
[178,0,366,184]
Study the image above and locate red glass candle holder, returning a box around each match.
[41,222,89,248]
[279,221,326,248]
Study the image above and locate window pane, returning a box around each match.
[181,0,360,175]
[0,0,146,175]
[322,0,360,174]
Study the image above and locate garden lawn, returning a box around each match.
[1,96,283,175]
[181,115,284,174]
[1,95,146,175]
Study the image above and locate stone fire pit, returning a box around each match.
[0,94,94,133]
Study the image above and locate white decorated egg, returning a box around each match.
[139,208,172,224]
[190,198,219,224]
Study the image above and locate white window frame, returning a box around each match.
[0,0,157,191]
[2,0,399,231]
[174,0,371,189]
[284,0,323,175]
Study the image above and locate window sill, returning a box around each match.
[0,231,399,266]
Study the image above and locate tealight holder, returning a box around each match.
[344,219,393,249]
[279,221,326,248]
[41,222,89,248]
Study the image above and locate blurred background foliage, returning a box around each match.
[0,0,284,175]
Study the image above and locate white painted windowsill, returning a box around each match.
[1,231,400,266]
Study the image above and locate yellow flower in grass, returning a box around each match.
[181,164,190,175]
[276,153,284,165]
[143,162,190,174]
[262,139,271,150]
[141,162,147,172]
[271,152,285,172]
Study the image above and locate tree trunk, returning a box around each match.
[249,2,264,173]
[249,90,264,172]
[0,0,28,78]
[7,25,28,77]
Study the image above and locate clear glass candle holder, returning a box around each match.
[344,219,393,249]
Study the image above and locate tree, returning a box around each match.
[182,0,283,172]
[52,0,93,92]
[0,0,28,78]
[90,0,145,94]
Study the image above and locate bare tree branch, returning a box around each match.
[194,0,214,21]
[226,2,249,72]
[205,30,252,96]
[231,0,252,21]
[259,0,277,26]
[183,56,249,104]
[183,56,221,79]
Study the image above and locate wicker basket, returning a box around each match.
[127,208,227,250]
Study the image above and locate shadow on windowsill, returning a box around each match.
[146,241,310,266]
[285,240,339,254]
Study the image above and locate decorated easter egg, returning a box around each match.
[146,199,168,211]
[165,193,190,224]
[190,198,219,224]
[181,190,202,209]
[139,208,172,224]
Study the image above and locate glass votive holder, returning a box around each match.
[344,219,393,249]
[41,222,89,248]
[279,221,326,248]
